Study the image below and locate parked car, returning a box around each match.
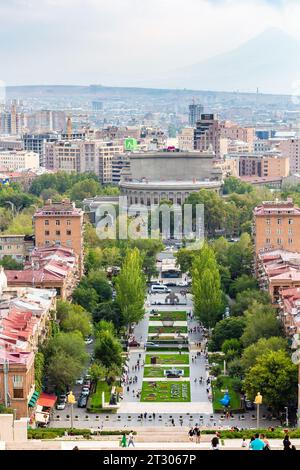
[145,342,159,348]
[85,337,93,345]
[77,395,88,408]
[177,280,188,287]
[81,386,90,396]
[58,394,67,403]
[75,377,84,385]
[56,399,66,410]
[245,399,255,411]
[83,380,91,389]
[128,340,141,347]
[165,281,177,287]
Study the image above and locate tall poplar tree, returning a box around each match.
[115,248,146,331]
[192,243,223,328]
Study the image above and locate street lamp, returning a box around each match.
[67,391,76,429]
[284,406,289,428]
[254,392,263,429]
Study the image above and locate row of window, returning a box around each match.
[45,230,71,236]
[265,229,293,235]
[45,220,71,226]
[45,240,72,247]
[266,218,294,225]
[265,238,293,245]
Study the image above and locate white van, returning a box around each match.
[150,284,171,294]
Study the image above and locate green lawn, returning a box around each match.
[88,381,112,412]
[212,376,242,412]
[150,311,187,321]
[143,366,190,378]
[145,353,189,365]
[141,381,190,402]
[148,326,187,334]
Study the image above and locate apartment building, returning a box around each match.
[33,199,84,275]
[238,153,289,178]
[178,127,194,151]
[253,199,300,255]
[278,138,300,175]
[0,149,39,171]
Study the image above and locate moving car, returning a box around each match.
[145,342,159,348]
[150,284,171,294]
[75,377,84,385]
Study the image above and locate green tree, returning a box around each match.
[47,351,85,392]
[223,176,253,195]
[94,330,123,369]
[115,248,146,329]
[227,233,253,278]
[60,307,92,338]
[192,243,223,328]
[241,337,288,370]
[70,178,102,202]
[229,274,258,298]
[175,249,197,274]
[45,331,88,365]
[72,286,98,313]
[185,190,226,236]
[209,317,246,351]
[244,350,298,412]
[92,301,123,330]
[231,289,271,316]
[241,301,282,347]
[89,362,106,386]
[0,255,23,270]
[34,352,45,393]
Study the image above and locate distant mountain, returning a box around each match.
[152,28,300,94]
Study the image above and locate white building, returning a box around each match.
[0,149,39,171]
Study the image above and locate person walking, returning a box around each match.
[128,431,135,447]
[121,433,127,448]
[188,427,194,442]
[194,425,201,444]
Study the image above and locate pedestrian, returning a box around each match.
[127,386,129,392]
[194,425,201,444]
[121,433,127,448]
[144,412,147,419]
[153,413,155,420]
[128,431,135,447]
[211,436,219,450]
[249,433,265,451]
[194,378,197,383]
[241,437,247,448]
[171,418,175,426]
[260,434,270,450]
[188,427,194,442]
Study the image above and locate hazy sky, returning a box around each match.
[0,0,300,86]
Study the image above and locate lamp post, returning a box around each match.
[254,392,263,429]
[284,406,289,428]
[67,391,76,429]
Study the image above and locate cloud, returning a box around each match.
[0,0,299,86]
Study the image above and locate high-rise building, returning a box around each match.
[23,133,59,167]
[188,103,204,127]
[34,199,84,275]
[194,114,225,158]
[253,198,300,255]
[278,138,300,175]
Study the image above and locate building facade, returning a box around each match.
[33,200,84,275]
[253,199,300,255]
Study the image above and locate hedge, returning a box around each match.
[28,428,137,439]
[201,429,300,439]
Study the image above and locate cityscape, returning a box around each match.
[1,0,300,458]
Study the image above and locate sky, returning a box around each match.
[0,0,300,86]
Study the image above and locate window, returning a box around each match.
[66,230,71,236]
[56,230,61,236]
[277,229,282,235]
[288,219,294,225]
[288,238,293,244]
[266,238,270,244]
[55,220,60,226]
[45,231,50,236]
[55,240,61,245]
[265,228,271,235]
[13,389,24,399]
[13,375,23,388]
[277,218,282,225]
[266,218,270,225]
[66,240,72,247]
[288,228,293,235]
[67,220,71,226]
[277,238,282,245]
[45,220,49,226]
[45,240,50,246]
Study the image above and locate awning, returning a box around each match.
[28,390,40,407]
[37,392,57,408]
